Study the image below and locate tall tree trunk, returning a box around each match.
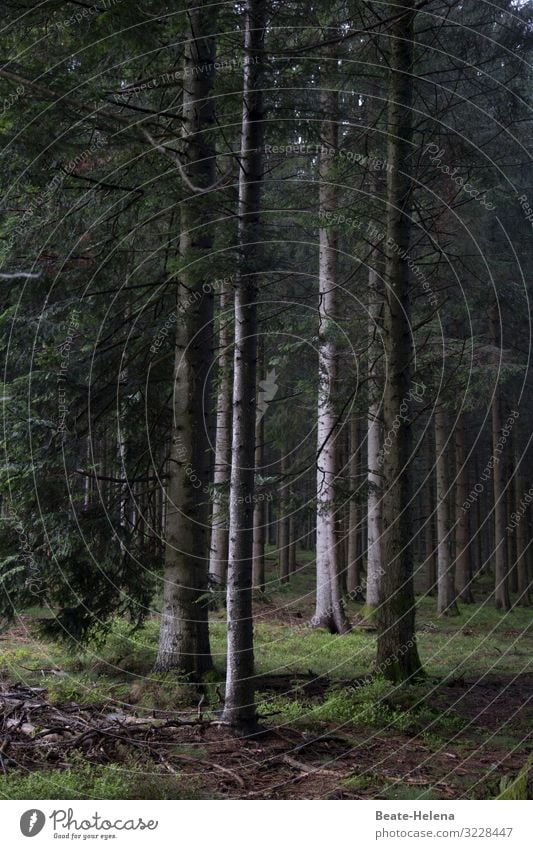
[455,414,474,602]
[289,516,297,574]
[424,427,437,595]
[278,453,291,583]
[365,216,383,615]
[489,302,511,610]
[435,409,459,615]
[338,428,350,595]
[474,453,484,577]
[209,281,233,589]
[311,82,349,635]
[222,0,265,729]
[515,472,532,605]
[425,507,437,595]
[347,414,364,598]
[506,436,518,595]
[155,3,218,675]
[252,367,266,592]
[376,0,422,681]
[507,453,518,594]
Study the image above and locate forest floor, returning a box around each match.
[0,554,531,800]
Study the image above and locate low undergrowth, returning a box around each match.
[0,755,205,800]
[0,561,531,799]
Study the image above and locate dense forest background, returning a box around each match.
[0,0,532,801]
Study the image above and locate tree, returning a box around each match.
[489,301,511,611]
[514,469,532,606]
[222,0,266,729]
[154,1,219,674]
[455,414,474,602]
[311,81,349,635]
[347,414,364,597]
[435,409,459,615]
[209,280,233,589]
[376,0,423,682]
[365,197,383,616]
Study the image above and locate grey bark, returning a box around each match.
[515,472,532,605]
[209,281,233,588]
[289,517,297,575]
[376,0,422,681]
[252,394,266,592]
[155,3,218,675]
[311,82,349,634]
[489,302,511,610]
[366,176,383,612]
[424,427,437,595]
[435,409,459,615]
[347,414,364,598]
[454,414,474,602]
[222,0,265,729]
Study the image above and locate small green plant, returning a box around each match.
[383,782,440,800]
[42,672,130,706]
[0,755,205,800]
[496,759,532,800]
[256,695,308,723]
[343,773,375,791]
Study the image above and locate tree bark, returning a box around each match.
[347,414,364,598]
[514,472,531,605]
[209,281,233,589]
[376,0,422,681]
[489,302,511,610]
[155,2,218,675]
[289,516,297,574]
[252,374,266,592]
[473,453,484,577]
[435,409,459,615]
[222,0,265,729]
[424,427,437,595]
[311,82,349,635]
[365,216,383,614]
[455,414,474,602]
[507,453,518,594]
[278,453,291,583]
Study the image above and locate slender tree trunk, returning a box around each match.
[222,0,265,729]
[455,414,474,602]
[424,428,437,595]
[268,499,277,546]
[527,514,533,597]
[252,371,266,592]
[289,516,297,574]
[376,0,422,681]
[474,454,484,576]
[489,302,511,610]
[278,453,290,583]
[365,217,383,615]
[425,507,437,595]
[514,471,531,605]
[209,281,233,589]
[155,3,218,675]
[338,428,350,595]
[311,82,349,635]
[507,454,518,594]
[435,409,459,615]
[347,414,364,598]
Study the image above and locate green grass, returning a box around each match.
[1,591,530,707]
[0,756,205,800]
[1,585,531,707]
[0,558,531,799]
[382,782,443,800]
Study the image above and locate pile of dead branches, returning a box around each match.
[0,680,354,797]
